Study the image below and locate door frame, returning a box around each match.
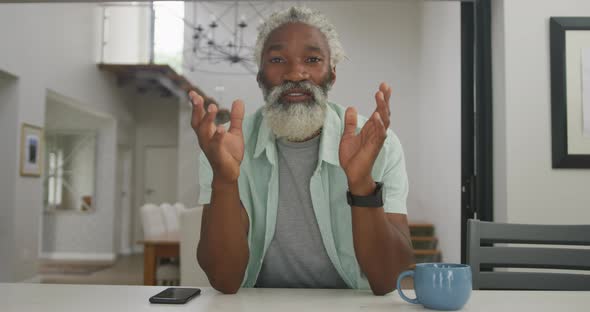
[116,145,133,255]
[460,0,494,263]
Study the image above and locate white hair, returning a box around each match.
[254,6,346,69]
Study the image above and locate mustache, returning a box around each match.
[263,81,328,107]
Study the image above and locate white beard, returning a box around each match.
[262,81,329,142]
[263,102,326,141]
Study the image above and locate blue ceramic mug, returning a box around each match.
[396,263,472,311]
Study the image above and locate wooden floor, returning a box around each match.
[39,254,143,285]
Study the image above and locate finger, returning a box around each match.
[204,102,218,125]
[216,125,226,135]
[228,99,245,135]
[189,91,205,129]
[385,85,392,117]
[343,107,358,136]
[375,91,390,129]
[380,82,392,104]
[379,82,388,95]
[359,117,373,140]
[371,112,387,149]
[374,112,386,135]
[379,82,392,117]
[210,124,226,145]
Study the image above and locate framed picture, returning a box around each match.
[550,17,590,168]
[20,123,44,177]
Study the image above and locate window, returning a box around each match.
[154,1,184,72]
[47,150,64,207]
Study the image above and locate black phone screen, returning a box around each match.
[149,287,201,304]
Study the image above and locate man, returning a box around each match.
[190,6,414,295]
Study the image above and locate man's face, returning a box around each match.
[259,22,335,100]
[258,22,336,141]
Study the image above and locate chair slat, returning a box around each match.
[479,272,590,290]
[479,246,590,270]
[479,222,590,245]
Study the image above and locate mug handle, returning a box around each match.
[396,270,420,304]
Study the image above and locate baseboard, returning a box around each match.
[20,275,41,283]
[119,248,132,255]
[40,252,117,262]
[132,245,144,254]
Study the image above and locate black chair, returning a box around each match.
[466,219,590,290]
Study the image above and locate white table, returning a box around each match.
[1,283,588,312]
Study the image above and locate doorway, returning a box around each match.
[143,146,178,205]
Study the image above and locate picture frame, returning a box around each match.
[20,123,44,177]
[550,17,590,168]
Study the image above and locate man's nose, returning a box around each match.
[283,62,309,82]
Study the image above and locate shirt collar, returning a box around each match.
[253,102,342,167]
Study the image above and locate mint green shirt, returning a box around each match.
[198,102,409,289]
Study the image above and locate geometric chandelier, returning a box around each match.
[185,1,283,75]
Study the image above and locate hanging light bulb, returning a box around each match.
[209,14,218,28]
[238,15,247,28]
[207,32,214,46]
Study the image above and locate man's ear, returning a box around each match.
[330,66,337,86]
[256,71,263,88]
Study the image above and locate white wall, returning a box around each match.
[415,1,461,263]
[493,0,590,225]
[0,3,136,281]
[0,72,19,281]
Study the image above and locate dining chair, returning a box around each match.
[161,202,180,237]
[140,203,167,238]
[467,219,590,290]
[173,202,187,216]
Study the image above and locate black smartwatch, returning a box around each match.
[346,182,384,207]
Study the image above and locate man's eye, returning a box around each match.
[269,57,284,63]
[306,57,321,63]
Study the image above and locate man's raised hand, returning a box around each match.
[338,83,391,193]
[190,91,245,183]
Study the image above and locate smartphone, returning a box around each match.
[149,287,201,304]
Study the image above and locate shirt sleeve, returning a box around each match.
[197,151,214,205]
[382,130,409,215]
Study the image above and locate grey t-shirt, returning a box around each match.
[255,135,348,289]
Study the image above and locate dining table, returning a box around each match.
[1,283,589,312]
[137,233,180,285]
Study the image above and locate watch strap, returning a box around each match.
[346,182,384,208]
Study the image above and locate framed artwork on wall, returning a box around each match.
[550,17,590,168]
[20,123,44,177]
